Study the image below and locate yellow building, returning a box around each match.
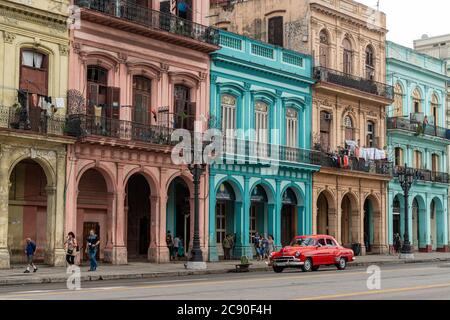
[210,0,394,254]
[0,0,73,268]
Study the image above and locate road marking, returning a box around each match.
[295,282,450,300]
[0,265,443,299]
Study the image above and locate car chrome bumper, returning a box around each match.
[271,258,304,267]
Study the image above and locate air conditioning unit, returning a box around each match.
[324,113,333,121]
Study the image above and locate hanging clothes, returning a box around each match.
[55,98,65,109]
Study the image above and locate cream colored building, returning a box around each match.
[210,0,393,254]
[0,0,72,268]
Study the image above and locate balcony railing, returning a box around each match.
[387,117,450,140]
[393,166,449,184]
[0,106,66,136]
[317,151,393,176]
[313,67,394,100]
[75,0,219,45]
[66,114,175,146]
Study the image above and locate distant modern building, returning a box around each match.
[210,0,395,255]
[208,30,318,260]
[386,41,449,252]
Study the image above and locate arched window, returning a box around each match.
[431,93,439,125]
[342,37,352,74]
[255,101,269,145]
[412,88,422,114]
[319,29,330,68]
[221,94,237,135]
[393,83,404,117]
[286,108,298,148]
[344,115,354,141]
[365,45,375,80]
[133,75,151,124]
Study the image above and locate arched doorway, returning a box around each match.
[317,192,330,235]
[215,182,236,259]
[126,174,151,260]
[77,168,110,263]
[392,194,405,242]
[250,185,269,242]
[412,196,426,251]
[363,196,380,253]
[341,193,357,248]
[8,159,49,264]
[167,177,191,257]
[281,188,298,246]
[431,197,445,251]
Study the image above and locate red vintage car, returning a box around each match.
[269,235,355,273]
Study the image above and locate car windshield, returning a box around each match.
[290,238,315,247]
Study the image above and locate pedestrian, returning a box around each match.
[86,229,100,272]
[24,238,38,273]
[222,235,231,260]
[173,235,181,260]
[166,231,174,261]
[266,235,275,263]
[178,237,185,258]
[230,234,235,259]
[253,232,261,260]
[393,233,402,253]
[65,232,78,266]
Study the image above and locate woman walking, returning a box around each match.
[65,232,78,266]
[266,235,275,263]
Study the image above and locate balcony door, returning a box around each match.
[342,38,353,75]
[87,66,120,120]
[174,85,195,130]
[132,76,151,125]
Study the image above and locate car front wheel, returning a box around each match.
[336,257,347,270]
[301,258,313,272]
[273,266,284,273]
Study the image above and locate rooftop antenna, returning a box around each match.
[376,0,380,11]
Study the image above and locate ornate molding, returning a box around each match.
[59,44,69,56]
[3,31,15,44]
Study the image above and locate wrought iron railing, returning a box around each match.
[314,67,394,100]
[66,114,175,146]
[0,105,66,135]
[387,117,450,140]
[393,166,449,183]
[75,0,219,45]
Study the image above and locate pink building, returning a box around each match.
[66,0,218,264]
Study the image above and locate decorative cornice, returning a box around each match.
[3,31,15,44]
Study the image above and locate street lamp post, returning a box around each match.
[397,164,417,260]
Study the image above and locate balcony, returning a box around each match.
[66,114,175,146]
[387,117,450,141]
[74,0,219,51]
[0,106,66,136]
[393,166,449,184]
[313,67,394,101]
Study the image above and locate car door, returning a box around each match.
[315,238,328,265]
[325,238,338,265]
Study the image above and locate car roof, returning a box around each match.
[294,235,335,239]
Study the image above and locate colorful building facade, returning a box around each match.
[65,0,219,264]
[208,30,318,261]
[386,41,449,252]
[210,0,394,255]
[0,0,72,268]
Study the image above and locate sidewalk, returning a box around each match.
[1,253,450,286]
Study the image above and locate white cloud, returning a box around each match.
[357,0,450,48]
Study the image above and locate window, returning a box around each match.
[365,45,375,80]
[395,148,403,167]
[393,83,404,117]
[326,238,337,246]
[175,0,192,20]
[20,49,48,96]
[319,30,330,68]
[318,238,327,246]
[216,202,226,245]
[286,108,298,148]
[320,111,332,152]
[431,93,439,125]
[413,151,422,169]
[432,154,440,173]
[255,101,269,144]
[412,88,422,114]
[174,85,195,130]
[133,76,151,124]
[344,115,354,141]
[268,16,283,47]
[342,37,352,74]
[221,94,237,135]
[367,121,376,147]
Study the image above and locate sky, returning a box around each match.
[357,0,450,48]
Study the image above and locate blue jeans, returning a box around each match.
[89,249,97,270]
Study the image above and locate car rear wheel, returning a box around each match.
[301,258,313,272]
[273,266,284,273]
[336,257,347,270]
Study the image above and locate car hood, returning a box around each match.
[275,246,317,255]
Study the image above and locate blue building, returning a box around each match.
[208,31,319,261]
[386,41,450,253]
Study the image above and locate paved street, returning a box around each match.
[0,262,449,300]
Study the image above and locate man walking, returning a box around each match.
[173,235,181,260]
[86,229,100,272]
[24,238,38,273]
[222,235,231,260]
[166,231,174,261]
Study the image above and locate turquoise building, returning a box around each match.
[386,41,450,253]
[208,31,319,261]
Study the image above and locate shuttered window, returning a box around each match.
[133,76,151,124]
[221,94,236,136]
[286,108,298,148]
[268,16,283,47]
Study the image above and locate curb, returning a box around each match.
[1,258,449,287]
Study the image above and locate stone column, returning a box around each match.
[44,186,57,265]
[235,176,252,258]
[0,146,10,268]
[53,152,67,266]
[148,195,160,261]
[112,164,127,264]
[103,192,117,263]
[208,175,218,262]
